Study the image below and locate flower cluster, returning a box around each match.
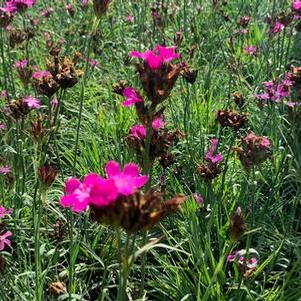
[198,138,223,181]
[60,161,186,232]
[235,133,272,169]
[255,73,294,107]
[2,0,36,13]
[227,249,258,277]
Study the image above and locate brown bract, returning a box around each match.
[38,163,58,187]
[135,62,182,106]
[91,189,186,233]
[33,74,59,97]
[7,100,30,119]
[93,0,112,17]
[48,282,67,296]
[197,163,222,181]
[230,207,246,241]
[0,10,13,28]
[216,109,248,129]
[31,114,48,142]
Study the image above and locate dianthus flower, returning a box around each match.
[121,87,143,107]
[129,124,147,140]
[0,166,11,175]
[2,0,36,13]
[105,161,148,196]
[130,45,180,69]
[0,206,12,218]
[0,231,12,251]
[23,96,41,109]
[205,138,223,165]
[60,174,119,212]
[15,59,28,69]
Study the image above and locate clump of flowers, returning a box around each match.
[32,70,59,97]
[235,133,272,169]
[60,160,186,232]
[2,0,36,13]
[216,109,248,129]
[227,249,258,277]
[4,96,40,119]
[198,138,223,181]
[255,73,294,107]
[0,206,12,219]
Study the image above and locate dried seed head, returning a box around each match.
[38,163,58,187]
[232,92,245,108]
[181,65,198,84]
[93,0,112,17]
[216,109,248,129]
[48,281,67,296]
[31,115,48,142]
[230,207,246,241]
[197,163,222,181]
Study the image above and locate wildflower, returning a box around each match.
[121,87,144,107]
[205,139,223,165]
[90,59,98,68]
[235,133,272,169]
[15,60,32,85]
[0,206,12,218]
[105,161,148,196]
[23,96,41,109]
[272,21,284,33]
[32,70,59,97]
[129,124,147,140]
[125,15,134,22]
[152,116,167,131]
[82,0,89,8]
[130,45,182,105]
[2,0,36,13]
[60,174,119,212]
[244,45,257,55]
[193,193,204,206]
[32,70,52,79]
[230,207,246,240]
[65,4,74,17]
[38,164,58,187]
[39,7,54,18]
[292,1,301,13]
[239,16,250,27]
[216,109,248,129]
[93,0,112,17]
[0,122,6,131]
[198,139,223,181]
[0,166,11,175]
[227,249,258,277]
[50,98,59,109]
[0,231,12,251]
[1,91,8,99]
[130,45,180,70]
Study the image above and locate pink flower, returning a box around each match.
[40,7,54,18]
[0,122,6,131]
[60,174,119,212]
[193,193,204,206]
[244,45,257,55]
[125,15,134,22]
[50,98,59,109]
[90,59,98,68]
[152,116,167,131]
[122,87,143,107]
[15,59,28,69]
[130,45,180,69]
[32,70,51,79]
[2,0,36,13]
[1,91,8,99]
[82,0,89,7]
[272,21,284,34]
[0,166,11,175]
[292,1,301,12]
[205,138,223,165]
[23,96,41,109]
[130,124,147,139]
[0,206,12,218]
[105,161,148,196]
[0,231,12,251]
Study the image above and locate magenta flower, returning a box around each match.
[0,231,12,251]
[125,15,134,22]
[244,45,257,55]
[32,70,51,79]
[82,0,89,7]
[272,21,284,34]
[105,161,148,196]
[0,166,11,175]
[227,250,258,269]
[130,45,180,69]
[60,174,119,212]
[0,206,12,218]
[152,116,167,131]
[3,0,36,13]
[0,122,6,131]
[39,7,54,18]
[130,124,147,140]
[292,1,301,12]
[205,139,223,165]
[50,98,59,109]
[193,193,204,206]
[23,96,41,109]
[122,87,143,107]
[90,59,98,68]
[15,59,28,69]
